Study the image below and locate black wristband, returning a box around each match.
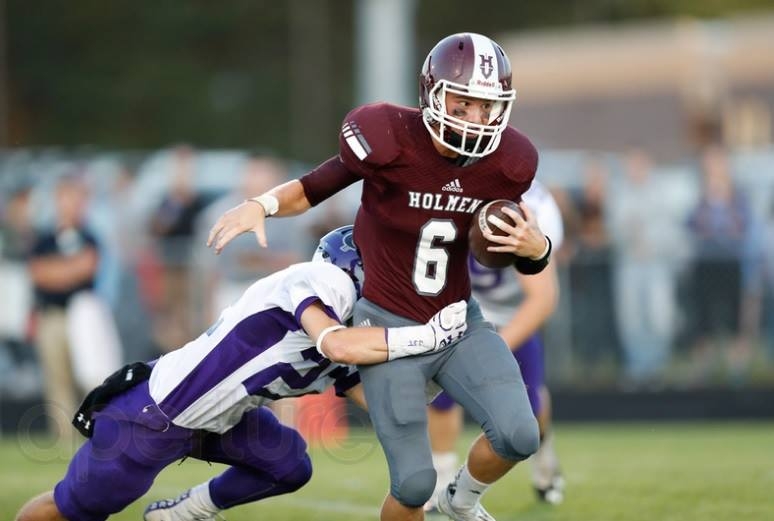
[514,236,552,275]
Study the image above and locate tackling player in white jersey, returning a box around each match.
[15,226,468,521]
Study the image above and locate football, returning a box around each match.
[469,199,523,268]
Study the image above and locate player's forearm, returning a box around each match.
[499,296,556,350]
[320,323,453,365]
[261,180,311,217]
[500,268,559,350]
[320,327,390,365]
[299,155,361,206]
[309,301,467,364]
[253,156,359,217]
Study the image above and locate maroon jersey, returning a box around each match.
[301,102,537,322]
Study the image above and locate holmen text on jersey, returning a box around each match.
[408,191,483,214]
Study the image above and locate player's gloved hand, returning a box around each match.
[385,300,468,360]
[427,300,468,350]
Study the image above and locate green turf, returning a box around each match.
[2,422,773,520]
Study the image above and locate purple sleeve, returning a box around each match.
[294,296,341,325]
[299,156,361,207]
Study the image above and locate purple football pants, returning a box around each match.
[431,333,544,415]
[54,381,311,521]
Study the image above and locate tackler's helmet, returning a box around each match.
[312,225,365,299]
[419,33,516,158]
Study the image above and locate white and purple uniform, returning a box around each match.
[53,262,360,521]
[149,261,359,433]
[433,181,564,414]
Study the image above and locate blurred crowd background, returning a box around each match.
[1,0,774,434]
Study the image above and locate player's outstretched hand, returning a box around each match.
[207,200,268,254]
[428,300,468,351]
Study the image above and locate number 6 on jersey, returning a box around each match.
[413,219,457,295]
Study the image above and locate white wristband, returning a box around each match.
[315,325,346,357]
[385,325,435,360]
[249,194,279,217]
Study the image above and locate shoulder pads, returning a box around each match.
[340,103,401,168]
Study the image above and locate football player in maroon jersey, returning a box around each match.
[208,32,552,521]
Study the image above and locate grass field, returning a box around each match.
[2,421,772,520]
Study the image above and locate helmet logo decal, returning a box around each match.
[341,232,357,252]
[479,54,494,79]
[313,225,364,298]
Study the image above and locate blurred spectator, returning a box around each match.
[149,145,210,349]
[194,155,304,323]
[89,163,159,362]
[27,175,101,439]
[564,157,620,373]
[546,185,578,266]
[0,185,38,398]
[2,143,773,402]
[608,149,681,387]
[763,193,774,362]
[1,185,34,260]
[684,146,752,382]
[738,179,774,367]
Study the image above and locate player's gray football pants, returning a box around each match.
[354,297,539,507]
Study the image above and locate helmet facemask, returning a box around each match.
[422,79,515,158]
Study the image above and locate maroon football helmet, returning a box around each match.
[419,33,516,158]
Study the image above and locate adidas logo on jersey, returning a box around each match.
[442,179,463,193]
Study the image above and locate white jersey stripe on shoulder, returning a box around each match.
[345,135,368,160]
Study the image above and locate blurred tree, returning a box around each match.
[7,0,352,162]
[5,0,770,161]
